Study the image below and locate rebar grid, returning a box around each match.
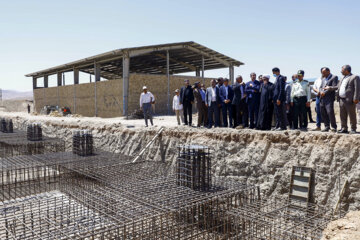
[0,137,65,158]
[0,151,132,198]
[0,131,27,139]
[227,197,334,240]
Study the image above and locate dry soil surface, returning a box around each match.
[321,211,360,240]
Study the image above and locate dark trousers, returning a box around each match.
[233,104,242,127]
[339,98,357,131]
[320,100,337,130]
[222,103,233,127]
[287,104,294,129]
[208,102,220,128]
[242,100,249,127]
[234,99,249,127]
[183,102,192,125]
[315,97,322,128]
[274,101,287,129]
[307,105,314,122]
[142,103,153,126]
[196,102,207,127]
[247,98,259,128]
[293,96,308,129]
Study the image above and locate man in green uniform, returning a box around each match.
[290,70,311,130]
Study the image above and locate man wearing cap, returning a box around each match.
[139,86,155,127]
[245,72,261,128]
[319,67,338,132]
[220,78,234,128]
[193,82,207,127]
[290,70,311,130]
[337,65,360,134]
[205,79,221,128]
[180,79,194,126]
[172,89,183,125]
[272,68,287,130]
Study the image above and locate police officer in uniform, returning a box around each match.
[290,70,311,130]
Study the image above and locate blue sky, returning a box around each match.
[1,0,360,91]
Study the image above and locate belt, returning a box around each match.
[294,96,307,99]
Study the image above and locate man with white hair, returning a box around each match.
[139,86,155,127]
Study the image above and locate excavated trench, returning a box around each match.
[5,114,360,213]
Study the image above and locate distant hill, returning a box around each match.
[1,90,33,100]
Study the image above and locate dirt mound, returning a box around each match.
[321,211,360,240]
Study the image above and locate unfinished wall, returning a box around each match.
[128,73,212,115]
[34,74,212,117]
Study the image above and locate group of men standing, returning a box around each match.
[142,65,360,134]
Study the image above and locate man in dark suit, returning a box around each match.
[180,79,194,126]
[337,65,360,134]
[319,67,338,132]
[205,79,221,128]
[219,78,234,127]
[232,75,248,128]
[272,67,287,130]
[245,72,261,128]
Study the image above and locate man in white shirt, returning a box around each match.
[205,79,221,128]
[311,75,323,131]
[172,89,184,125]
[139,86,155,127]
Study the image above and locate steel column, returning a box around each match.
[74,69,79,85]
[94,63,101,82]
[195,68,200,77]
[229,65,234,85]
[44,75,48,88]
[166,50,170,115]
[201,56,205,85]
[32,77,37,89]
[123,52,130,117]
[73,68,78,114]
[57,72,62,86]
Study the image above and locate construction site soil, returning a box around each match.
[0,111,359,239]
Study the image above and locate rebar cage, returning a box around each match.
[176,145,211,191]
[0,118,13,133]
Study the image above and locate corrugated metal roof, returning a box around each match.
[26,41,244,79]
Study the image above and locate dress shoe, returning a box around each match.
[350,130,357,134]
[312,127,321,131]
[338,129,349,134]
[331,129,337,132]
[300,127,308,131]
[321,128,330,132]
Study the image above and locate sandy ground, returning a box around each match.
[0,110,350,131]
[321,211,360,240]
